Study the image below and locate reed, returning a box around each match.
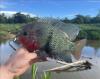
[32,64,38,79]
[31,64,51,79]
[41,72,51,79]
[14,76,20,79]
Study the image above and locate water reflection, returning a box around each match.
[0,40,100,65]
[0,41,14,65]
[96,49,100,57]
[0,40,100,79]
[0,41,20,65]
[81,46,100,58]
[82,46,95,58]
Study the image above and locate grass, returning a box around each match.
[0,24,21,34]
[0,24,21,42]
[0,23,100,42]
[42,72,51,79]
[32,64,38,79]
[31,64,51,79]
[0,30,15,43]
[14,64,51,79]
[0,23,100,41]
[14,76,20,79]
[79,24,100,30]
[76,24,100,40]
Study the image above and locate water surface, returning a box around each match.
[0,40,100,79]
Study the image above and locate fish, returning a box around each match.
[16,18,86,63]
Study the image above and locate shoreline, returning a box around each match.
[0,24,100,42]
[0,33,15,43]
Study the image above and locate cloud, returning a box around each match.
[0,5,6,9]
[0,1,19,10]
[0,11,36,17]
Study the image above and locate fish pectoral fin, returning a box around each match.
[72,39,87,60]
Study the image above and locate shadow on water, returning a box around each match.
[0,40,100,79]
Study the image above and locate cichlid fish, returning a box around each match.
[16,18,86,63]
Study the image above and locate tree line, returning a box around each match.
[0,12,38,23]
[62,14,100,24]
[0,11,100,24]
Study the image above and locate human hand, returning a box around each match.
[0,47,42,79]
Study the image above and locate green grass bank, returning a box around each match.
[0,23,100,43]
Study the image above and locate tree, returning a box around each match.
[13,12,29,23]
[7,17,14,23]
[71,15,85,24]
[61,17,70,23]
[84,16,91,24]
[0,13,7,23]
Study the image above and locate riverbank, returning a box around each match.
[0,24,21,43]
[0,23,100,42]
[0,32,15,42]
[76,24,100,40]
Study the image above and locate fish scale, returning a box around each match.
[46,28,75,62]
[17,19,79,62]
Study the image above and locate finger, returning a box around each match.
[26,52,38,60]
[29,58,39,65]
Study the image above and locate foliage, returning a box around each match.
[32,64,38,79]
[77,29,100,40]
[76,30,87,39]
[0,23,100,41]
[73,24,100,40]
[14,76,20,79]
[31,64,51,79]
[62,11,100,24]
[0,24,21,42]
[61,17,70,23]
[0,24,21,34]
[0,11,100,24]
[71,15,85,24]
[0,13,7,23]
[86,30,100,40]
[0,12,38,24]
[42,72,51,79]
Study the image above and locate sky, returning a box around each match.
[0,0,100,19]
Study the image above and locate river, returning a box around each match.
[0,40,100,79]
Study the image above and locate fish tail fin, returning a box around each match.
[72,39,87,60]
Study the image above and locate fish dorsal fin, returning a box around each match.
[38,18,80,41]
[72,39,87,60]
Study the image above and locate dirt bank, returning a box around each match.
[0,33,15,42]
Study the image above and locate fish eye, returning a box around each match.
[23,32,27,36]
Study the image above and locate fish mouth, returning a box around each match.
[18,35,39,52]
